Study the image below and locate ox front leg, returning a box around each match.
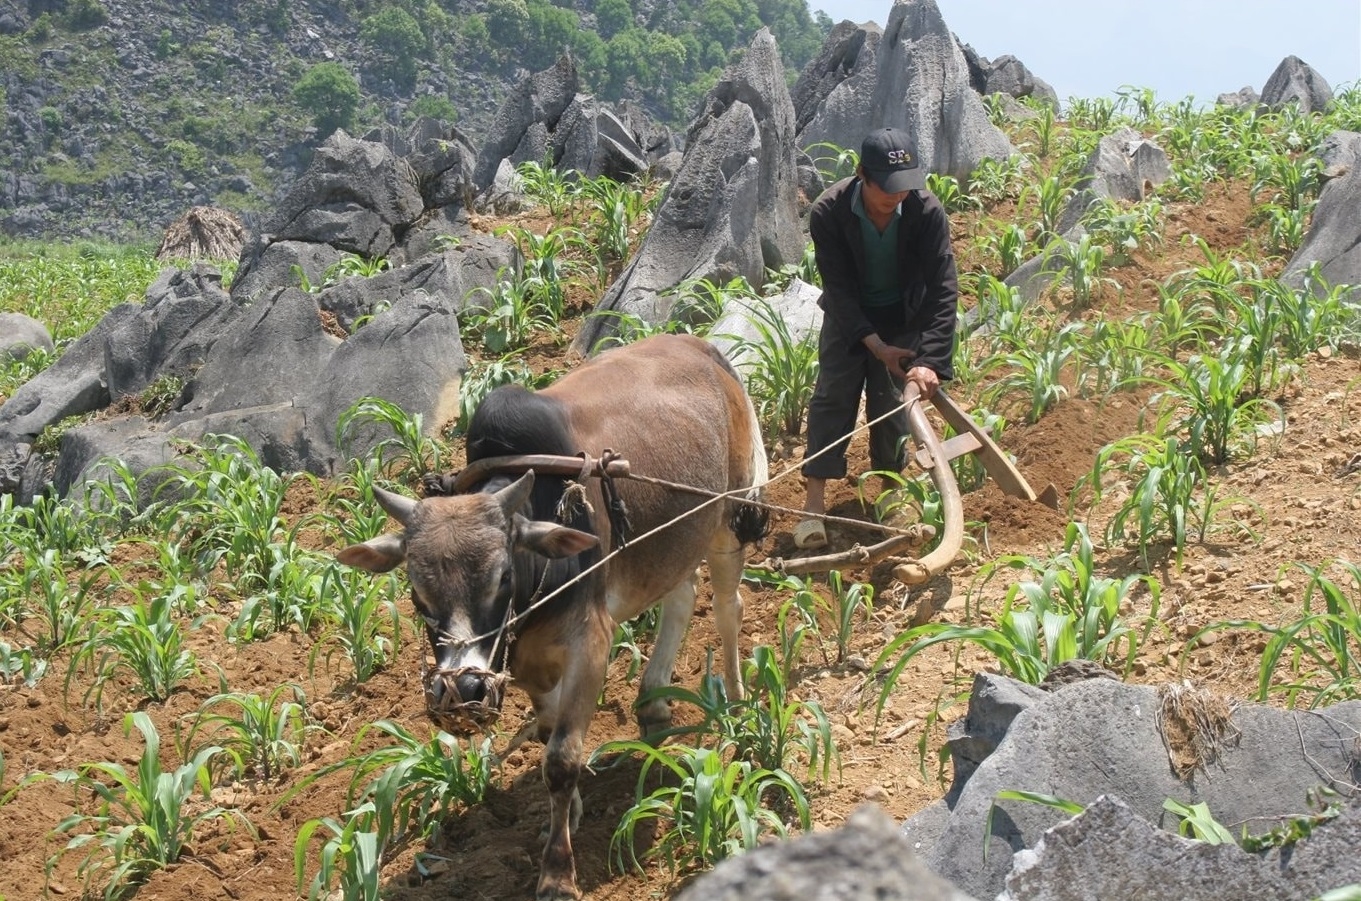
[707,535,747,702]
[635,571,698,736]
[536,615,611,901]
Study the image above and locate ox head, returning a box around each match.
[336,472,598,731]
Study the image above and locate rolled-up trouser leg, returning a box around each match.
[803,319,868,480]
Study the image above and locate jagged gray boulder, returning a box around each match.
[1000,795,1361,901]
[103,264,240,400]
[1260,55,1334,114]
[796,0,1013,180]
[1216,85,1261,109]
[403,119,478,212]
[790,20,882,136]
[984,54,1058,107]
[1282,130,1361,292]
[268,130,424,257]
[571,28,804,354]
[901,676,1361,900]
[0,312,53,361]
[1057,126,1171,234]
[709,277,822,367]
[0,305,137,447]
[676,805,980,901]
[231,130,425,301]
[472,53,580,191]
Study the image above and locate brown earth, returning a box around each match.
[2,179,1360,901]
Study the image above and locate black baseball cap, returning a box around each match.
[860,127,926,193]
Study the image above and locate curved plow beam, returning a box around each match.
[891,383,965,586]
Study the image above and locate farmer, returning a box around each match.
[795,126,960,549]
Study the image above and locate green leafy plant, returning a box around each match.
[1189,560,1361,707]
[337,396,447,484]
[183,683,318,781]
[722,298,819,440]
[602,741,808,876]
[461,266,564,352]
[46,712,250,899]
[1083,434,1222,567]
[981,320,1084,423]
[74,590,203,705]
[294,809,382,901]
[1150,338,1284,465]
[874,524,1158,711]
[310,562,404,683]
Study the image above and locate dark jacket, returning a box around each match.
[808,176,959,379]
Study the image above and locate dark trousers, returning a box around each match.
[802,313,910,480]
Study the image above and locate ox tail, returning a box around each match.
[708,342,771,546]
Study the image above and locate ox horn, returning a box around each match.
[494,471,535,516]
[372,485,418,527]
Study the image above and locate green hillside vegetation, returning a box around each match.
[0,0,828,240]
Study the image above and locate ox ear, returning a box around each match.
[372,485,418,527]
[493,471,536,516]
[514,514,599,559]
[337,533,407,573]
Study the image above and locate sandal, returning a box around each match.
[793,518,828,550]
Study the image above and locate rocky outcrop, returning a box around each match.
[0,313,53,361]
[571,28,804,354]
[1000,795,1361,901]
[902,675,1361,900]
[1260,55,1334,114]
[677,805,980,901]
[795,0,1014,178]
[1282,130,1361,292]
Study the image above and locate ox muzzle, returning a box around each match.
[422,659,509,735]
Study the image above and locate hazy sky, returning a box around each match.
[813,0,1361,104]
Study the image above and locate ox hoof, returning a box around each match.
[536,875,581,901]
[636,702,673,739]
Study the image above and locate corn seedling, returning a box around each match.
[1083,434,1218,568]
[74,590,204,706]
[20,547,101,654]
[514,156,577,217]
[804,141,858,182]
[925,173,980,213]
[973,221,1031,277]
[337,395,447,484]
[1190,561,1361,708]
[1022,174,1073,243]
[46,712,249,899]
[494,223,580,319]
[294,809,383,901]
[1044,234,1118,308]
[311,563,404,683]
[1249,150,1320,211]
[183,683,318,781]
[1149,339,1284,465]
[721,298,819,440]
[1163,799,1237,844]
[980,321,1084,424]
[577,174,654,267]
[874,524,1157,711]
[967,156,1027,207]
[448,353,560,438]
[461,267,563,353]
[602,741,809,876]
[288,719,495,852]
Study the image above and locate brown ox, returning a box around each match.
[337,334,768,900]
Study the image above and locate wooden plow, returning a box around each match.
[755,384,1058,586]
